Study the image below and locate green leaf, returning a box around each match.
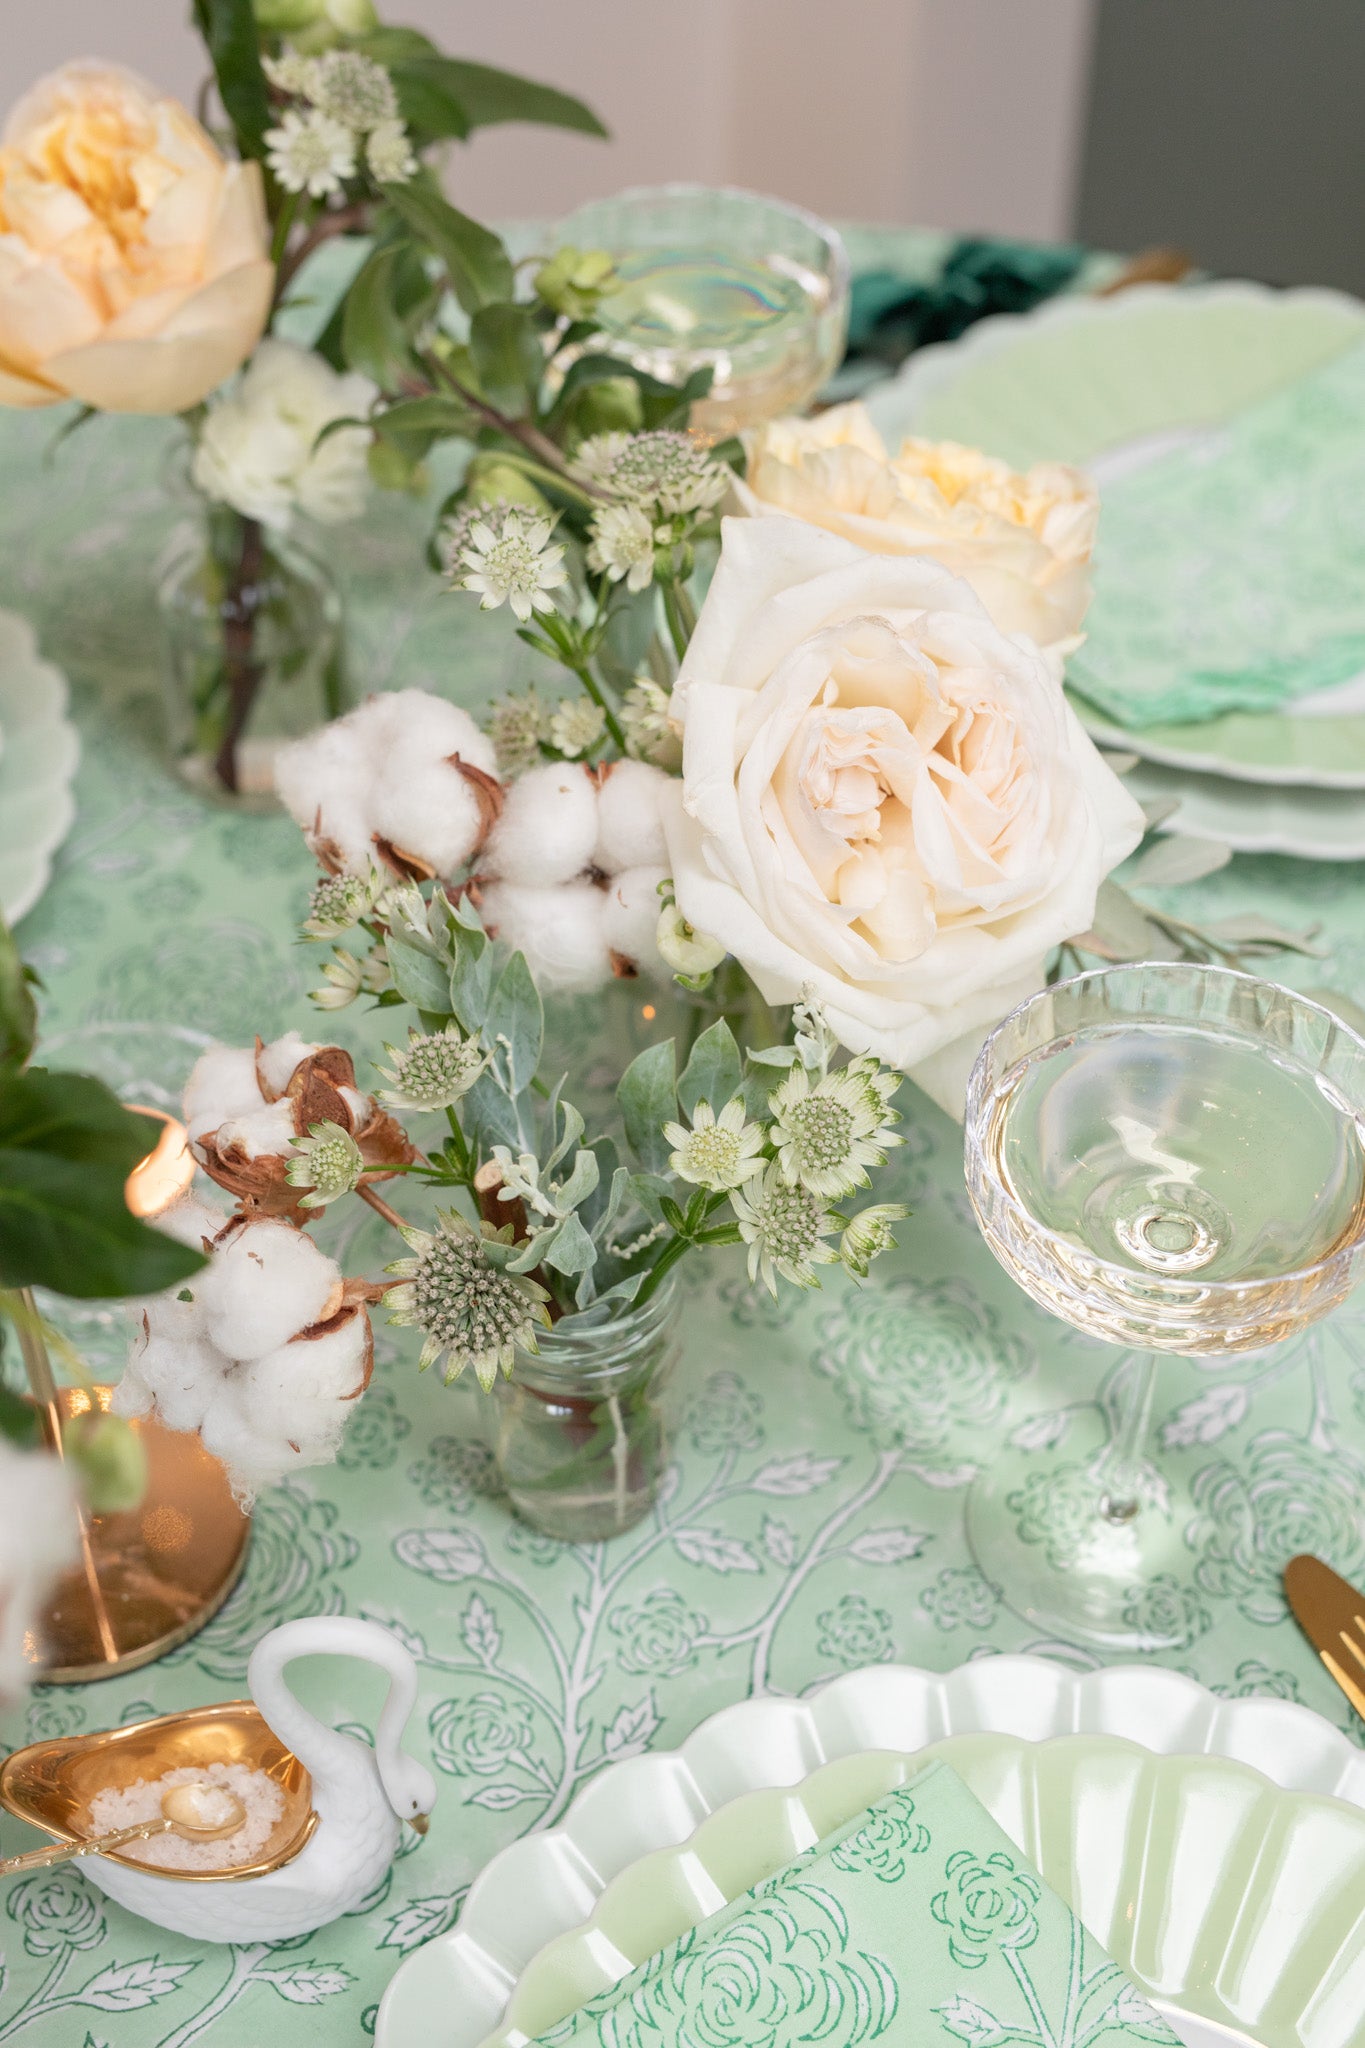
[342,242,424,390]
[386,934,455,1016]
[541,1210,596,1278]
[0,921,36,1068]
[355,26,440,63]
[677,1019,743,1122]
[192,0,271,158]
[617,1040,676,1174]
[449,942,493,1038]
[469,304,545,419]
[374,395,477,444]
[484,952,543,1095]
[460,1069,523,1156]
[398,59,607,139]
[382,183,513,316]
[0,1378,40,1451]
[0,1071,205,1298]
[1131,834,1233,888]
[551,1148,600,1216]
[389,59,472,143]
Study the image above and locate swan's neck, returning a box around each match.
[246,1617,423,1813]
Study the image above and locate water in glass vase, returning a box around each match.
[600,250,817,351]
[987,1021,1365,1347]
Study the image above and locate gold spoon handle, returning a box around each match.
[1,1817,172,1876]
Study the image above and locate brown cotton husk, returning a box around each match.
[371,836,438,884]
[450,753,504,852]
[609,949,639,980]
[197,1044,416,1216]
[193,1141,315,1223]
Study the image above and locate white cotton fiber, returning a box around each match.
[214,1099,298,1162]
[484,762,599,886]
[602,865,670,970]
[110,1365,154,1419]
[183,1046,264,1143]
[594,760,671,874]
[116,1299,225,1436]
[256,1031,319,1099]
[154,1195,231,1253]
[337,1085,369,1128]
[0,1440,77,1701]
[480,878,613,992]
[274,719,374,874]
[381,690,498,778]
[196,1222,340,1362]
[237,1313,369,1443]
[199,1381,305,1498]
[368,756,488,876]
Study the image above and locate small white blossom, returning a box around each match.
[366,118,417,184]
[587,502,656,592]
[548,696,606,760]
[310,944,389,1011]
[572,430,729,517]
[385,1209,551,1389]
[306,49,398,130]
[488,688,549,777]
[265,107,356,198]
[839,1202,910,1280]
[663,1097,765,1192]
[192,338,374,529]
[377,1026,488,1112]
[729,1163,841,1296]
[620,676,682,769]
[489,1148,555,1217]
[459,510,568,623]
[791,987,841,1079]
[769,1062,901,1200]
[303,867,383,939]
[285,1120,365,1207]
[263,51,319,97]
[656,901,726,979]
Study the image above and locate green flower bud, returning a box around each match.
[534,244,617,320]
[66,1413,148,1516]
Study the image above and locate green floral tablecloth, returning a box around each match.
[2,304,1365,2048]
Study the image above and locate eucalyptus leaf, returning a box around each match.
[677,1018,743,1121]
[587,1162,631,1245]
[1079,879,1173,962]
[383,182,513,316]
[1130,834,1233,888]
[449,939,493,1035]
[550,1148,600,1217]
[484,952,543,1095]
[541,1210,597,1278]
[543,1091,585,1175]
[1205,915,1326,956]
[386,933,455,1016]
[1139,797,1182,831]
[626,1171,673,1224]
[617,1040,676,1173]
[460,1069,525,1155]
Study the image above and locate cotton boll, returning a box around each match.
[236,1311,370,1448]
[197,1222,341,1362]
[183,1046,265,1144]
[480,878,614,992]
[602,865,670,971]
[257,1031,319,1099]
[110,1364,154,1419]
[199,1381,307,1500]
[214,1099,298,1162]
[368,757,489,877]
[154,1195,232,1253]
[594,761,671,874]
[274,719,374,874]
[378,690,498,780]
[0,1441,78,1702]
[484,762,599,886]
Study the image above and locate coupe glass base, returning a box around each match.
[965,1403,1209,1654]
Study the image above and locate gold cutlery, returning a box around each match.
[1284,1553,1365,1721]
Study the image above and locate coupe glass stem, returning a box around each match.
[1098,1351,1158,1524]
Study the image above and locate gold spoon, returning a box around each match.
[0,1779,248,1875]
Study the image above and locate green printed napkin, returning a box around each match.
[1069,336,1365,727]
[534,1760,1179,2047]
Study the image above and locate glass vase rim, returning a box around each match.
[964,958,1365,1305]
[554,180,850,282]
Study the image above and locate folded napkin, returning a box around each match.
[1068,336,1365,728]
[534,1759,1179,2047]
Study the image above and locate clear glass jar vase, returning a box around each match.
[158,501,347,809]
[492,1279,680,1541]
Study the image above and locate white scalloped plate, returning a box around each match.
[488,1733,1365,2048]
[0,609,79,924]
[376,1657,1365,2048]
[1124,759,1365,860]
[863,281,1365,790]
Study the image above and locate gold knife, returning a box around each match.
[1284,1553,1365,1722]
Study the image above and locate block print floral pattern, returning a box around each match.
[2,388,1363,2047]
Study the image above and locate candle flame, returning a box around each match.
[125,1111,195,1219]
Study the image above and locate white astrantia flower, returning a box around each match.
[384,1210,551,1388]
[263,51,319,97]
[265,107,356,198]
[768,1061,901,1200]
[663,1097,765,1192]
[548,696,606,759]
[310,944,389,1011]
[729,1163,841,1295]
[376,1026,488,1112]
[488,688,549,777]
[587,502,656,591]
[459,510,568,622]
[572,430,728,518]
[620,676,682,769]
[285,1120,365,1207]
[305,49,398,130]
[839,1202,910,1280]
[303,867,383,939]
[366,118,417,185]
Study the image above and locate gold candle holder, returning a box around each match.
[21,1111,250,1686]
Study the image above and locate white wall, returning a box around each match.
[3,0,1096,239]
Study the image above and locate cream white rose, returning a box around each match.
[734,403,1098,657]
[663,517,1144,1109]
[0,62,272,413]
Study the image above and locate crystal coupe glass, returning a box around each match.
[963,961,1365,1651]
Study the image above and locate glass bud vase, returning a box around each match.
[158,500,347,809]
[492,1280,680,1541]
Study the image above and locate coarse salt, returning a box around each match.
[86,1763,286,1873]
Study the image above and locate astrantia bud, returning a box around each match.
[839,1203,910,1280]
[377,1027,489,1112]
[304,868,383,938]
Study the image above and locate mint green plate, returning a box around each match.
[491,1733,1365,2048]
[865,281,1365,788]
